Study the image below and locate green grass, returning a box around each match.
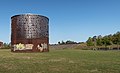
[0,49,120,73]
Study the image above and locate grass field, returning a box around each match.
[0,49,120,73]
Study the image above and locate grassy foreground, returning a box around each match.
[0,49,120,73]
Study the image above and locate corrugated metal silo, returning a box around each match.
[11,14,49,52]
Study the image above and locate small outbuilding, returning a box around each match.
[0,41,3,48]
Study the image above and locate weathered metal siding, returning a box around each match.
[11,14,49,52]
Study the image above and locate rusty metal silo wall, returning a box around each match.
[11,14,49,52]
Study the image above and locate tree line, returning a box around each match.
[86,31,120,50]
[0,43,11,49]
[58,40,78,45]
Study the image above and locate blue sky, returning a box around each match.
[0,0,120,44]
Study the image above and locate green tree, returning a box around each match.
[112,32,120,49]
[3,43,11,49]
[61,40,65,44]
[96,38,103,46]
[86,37,94,46]
[58,41,60,44]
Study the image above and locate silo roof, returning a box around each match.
[11,13,49,20]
